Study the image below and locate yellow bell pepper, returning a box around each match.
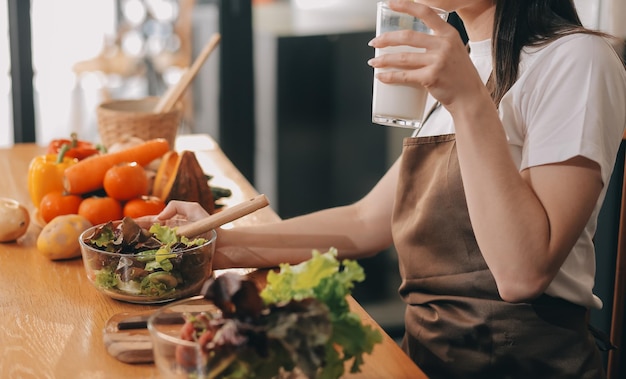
[27,152,77,208]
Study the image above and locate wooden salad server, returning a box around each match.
[175,194,269,238]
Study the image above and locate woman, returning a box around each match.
[159,0,626,377]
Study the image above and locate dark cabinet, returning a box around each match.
[274,32,385,218]
[254,26,409,337]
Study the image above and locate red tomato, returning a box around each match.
[78,197,123,226]
[123,196,166,218]
[103,162,149,201]
[39,191,83,223]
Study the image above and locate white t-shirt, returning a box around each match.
[417,34,626,309]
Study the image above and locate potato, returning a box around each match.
[37,214,92,260]
[0,197,30,242]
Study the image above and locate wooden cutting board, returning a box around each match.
[103,304,213,364]
[104,269,260,364]
[103,310,157,364]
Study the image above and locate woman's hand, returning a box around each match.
[156,200,210,222]
[367,0,488,112]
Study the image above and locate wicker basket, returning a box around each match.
[97,97,181,149]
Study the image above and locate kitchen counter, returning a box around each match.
[0,134,426,378]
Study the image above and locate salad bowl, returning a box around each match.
[147,295,220,378]
[79,217,216,304]
[147,250,383,379]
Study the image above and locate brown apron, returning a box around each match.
[392,134,605,379]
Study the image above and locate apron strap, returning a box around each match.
[588,323,617,352]
[413,101,442,137]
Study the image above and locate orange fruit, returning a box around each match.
[39,191,83,223]
[78,196,123,226]
[103,162,149,201]
[123,196,166,218]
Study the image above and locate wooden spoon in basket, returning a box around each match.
[154,33,222,114]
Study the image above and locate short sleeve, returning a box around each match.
[506,34,626,185]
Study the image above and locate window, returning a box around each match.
[30,0,116,144]
[0,0,11,146]
[0,0,115,147]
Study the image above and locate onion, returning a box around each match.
[0,198,30,242]
[106,135,146,154]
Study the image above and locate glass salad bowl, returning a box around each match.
[79,217,216,304]
[146,252,383,379]
[147,295,220,379]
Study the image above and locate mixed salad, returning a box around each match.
[82,217,211,299]
[177,248,383,379]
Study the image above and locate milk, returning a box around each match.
[372,45,428,128]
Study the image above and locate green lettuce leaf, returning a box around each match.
[260,248,382,378]
[149,223,178,245]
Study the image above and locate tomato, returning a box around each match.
[123,196,166,218]
[39,191,83,224]
[103,162,149,201]
[78,197,123,226]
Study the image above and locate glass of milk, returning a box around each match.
[372,1,448,128]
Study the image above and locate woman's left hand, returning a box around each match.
[367,0,488,112]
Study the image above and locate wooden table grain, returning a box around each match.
[0,134,427,379]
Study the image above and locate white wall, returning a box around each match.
[575,0,626,38]
[574,0,602,29]
[602,0,626,38]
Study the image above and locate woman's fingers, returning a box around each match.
[369,0,452,50]
[156,203,178,220]
[370,30,436,51]
[367,1,484,107]
[369,47,431,69]
[157,200,210,221]
[389,0,450,34]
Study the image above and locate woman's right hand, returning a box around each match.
[367,0,490,113]
[156,200,210,222]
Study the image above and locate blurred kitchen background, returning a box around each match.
[1,0,625,364]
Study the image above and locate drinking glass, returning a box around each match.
[372,1,448,128]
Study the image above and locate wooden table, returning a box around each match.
[0,134,427,378]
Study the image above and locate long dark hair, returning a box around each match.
[491,0,611,105]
